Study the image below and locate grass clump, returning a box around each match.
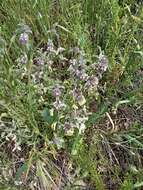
[0,0,143,189]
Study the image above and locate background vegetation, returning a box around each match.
[0,0,143,189]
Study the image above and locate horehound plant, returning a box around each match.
[0,22,109,189]
[0,0,143,189]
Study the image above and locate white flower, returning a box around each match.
[53,99,66,110]
[47,39,55,52]
[18,53,28,64]
[53,136,64,149]
[98,54,108,72]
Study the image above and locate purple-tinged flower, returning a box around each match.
[53,99,66,110]
[72,88,86,106]
[90,76,99,86]
[19,32,29,45]
[47,39,55,52]
[72,88,81,99]
[35,57,44,65]
[98,54,108,72]
[85,76,99,90]
[64,122,72,131]
[52,85,64,97]
[53,86,61,97]
[69,56,88,80]
[75,69,88,80]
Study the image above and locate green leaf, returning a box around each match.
[42,108,58,125]
[15,162,28,181]
[124,135,143,148]
[78,95,86,106]
[71,135,83,155]
[87,104,108,125]
[42,108,52,124]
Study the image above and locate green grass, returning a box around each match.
[0,0,143,189]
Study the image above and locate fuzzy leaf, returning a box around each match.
[42,108,53,123]
[42,108,58,125]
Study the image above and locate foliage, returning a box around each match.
[0,0,143,189]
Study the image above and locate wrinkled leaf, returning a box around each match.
[42,108,58,125]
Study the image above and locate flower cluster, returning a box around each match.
[15,23,32,46]
[52,84,66,110]
[47,39,55,53]
[98,54,108,73]
[68,55,88,81]
[72,88,86,106]
[19,32,29,45]
[14,24,109,153]
[17,53,28,64]
[85,75,99,91]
